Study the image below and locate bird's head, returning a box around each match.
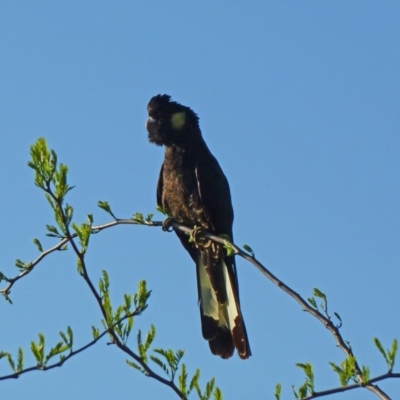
[146,94,200,146]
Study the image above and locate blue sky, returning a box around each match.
[1,2,399,399]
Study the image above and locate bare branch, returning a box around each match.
[302,372,400,399]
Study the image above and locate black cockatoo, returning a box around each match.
[146,94,250,359]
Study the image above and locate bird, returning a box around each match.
[146,94,251,359]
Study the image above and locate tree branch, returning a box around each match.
[48,197,187,399]
[0,312,136,381]
[1,216,397,399]
[303,372,400,399]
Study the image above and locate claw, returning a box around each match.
[162,217,175,232]
[192,226,212,248]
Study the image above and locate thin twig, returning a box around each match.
[0,311,138,381]
[303,372,400,399]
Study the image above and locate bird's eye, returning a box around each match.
[148,107,158,120]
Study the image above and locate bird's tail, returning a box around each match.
[196,245,251,359]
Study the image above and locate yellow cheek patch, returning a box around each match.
[171,112,186,129]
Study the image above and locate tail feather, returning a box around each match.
[197,250,251,359]
[208,327,234,359]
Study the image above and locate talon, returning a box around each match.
[192,226,212,248]
[191,226,203,246]
[162,217,175,232]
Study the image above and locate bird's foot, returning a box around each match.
[191,226,212,248]
[162,217,175,232]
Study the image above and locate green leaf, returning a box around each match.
[361,365,370,382]
[313,288,326,301]
[151,347,185,381]
[72,222,91,252]
[97,200,110,212]
[76,257,83,275]
[132,212,145,224]
[28,138,56,186]
[31,333,46,367]
[189,368,200,391]
[45,224,63,238]
[175,349,185,365]
[374,337,389,365]
[213,387,222,400]
[92,326,100,339]
[374,337,398,371]
[102,270,110,290]
[99,279,104,294]
[2,292,12,304]
[137,330,147,363]
[223,240,235,256]
[146,213,154,222]
[331,355,356,386]
[29,140,75,220]
[388,338,398,370]
[150,355,170,377]
[14,259,27,270]
[333,312,342,325]
[298,383,308,399]
[67,326,73,348]
[329,361,343,375]
[134,280,151,313]
[205,377,215,400]
[344,356,356,385]
[45,341,69,363]
[59,330,68,345]
[307,297,317,309]
[124,293,132,310]
[193,374,203,398]
[275,383,281,400]
[16,348,24,373]
[102,289,113,327]
[156,204,171,216]
[63,203,74,227]
[178,363,188,394]
[53,163,72,201]
[243,244,254,257]
[296,362,314,393]
[98,201,118,219]
[5,353,16,372]
[0,271,10,283]
[126,359,147,375]
[33,238,43,252]
[122,315,134,344]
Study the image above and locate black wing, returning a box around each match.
[194,147,234,239]
[156,162,164,211]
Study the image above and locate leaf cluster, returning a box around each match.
[0,327,73,375]
[127,334,221,400]
[0,138,223,399]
